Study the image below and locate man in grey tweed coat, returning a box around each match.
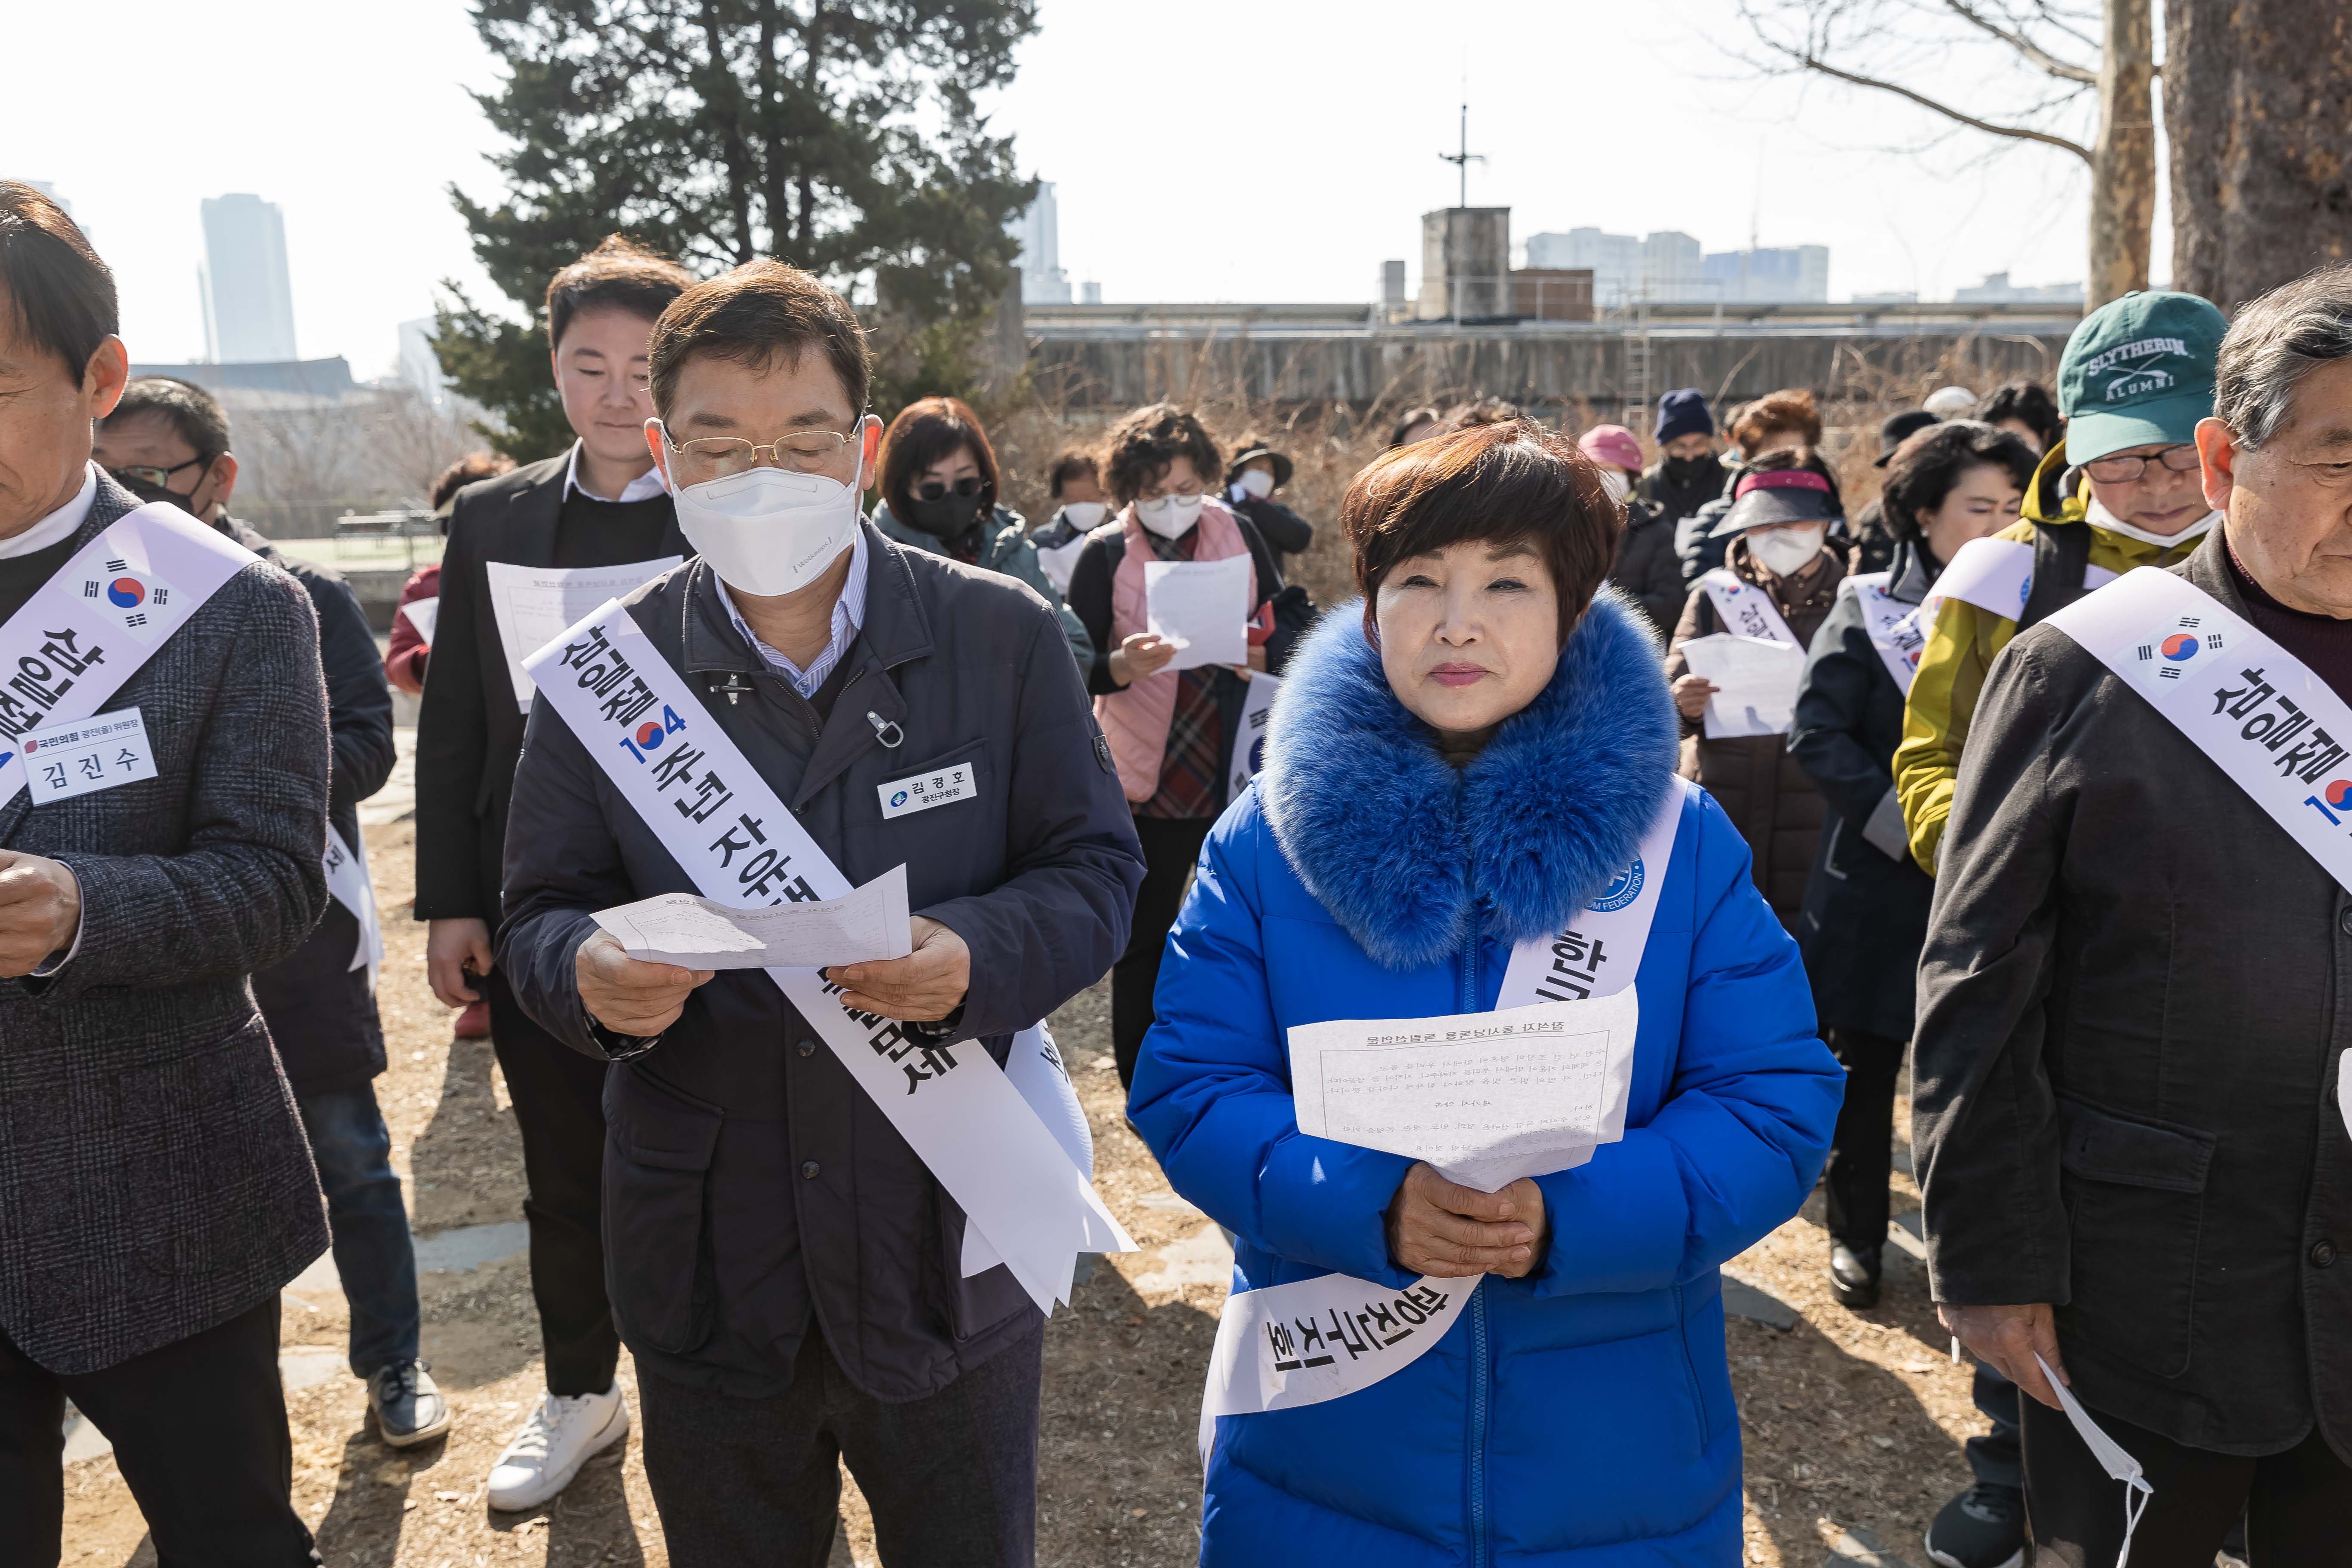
[0,185,333,1565]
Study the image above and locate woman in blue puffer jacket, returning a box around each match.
[1129,420,1842,1566]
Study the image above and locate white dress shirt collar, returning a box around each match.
[0,462,98,560]
[563,441,669,505]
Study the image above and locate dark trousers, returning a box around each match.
[637,1325,1044,1568]
[1822,1024,1905,1249]
[1112,814,1214,1087]
[487,967,619,1397]
[0,1296,316,1567]
[2022,1395,2352,1565]
[1821,1027,2021,1488]
[294,1083,419,1378]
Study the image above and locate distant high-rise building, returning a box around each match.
[1079,280,1102,306]
[1953,270,2084,304]
[1011,182,1072,306]
[1643,232,1704,300]
[1702,245,1831,303]
[398,317,448,406]
[1525,228,1711,306]
[199,194,298,363]
[1380,259,1408,315]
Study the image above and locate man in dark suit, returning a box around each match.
[0,184,332,1564]
[93,377,442,1447]
[413,234,692,1509]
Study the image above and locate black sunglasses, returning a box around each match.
[916,477,984,502]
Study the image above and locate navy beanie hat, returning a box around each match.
[1654,387,1713,444]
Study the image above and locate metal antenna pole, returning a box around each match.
[1436,101,1488,322]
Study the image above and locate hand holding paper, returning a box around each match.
[1677,632,1806,738]
[1145,555,1252,671]
[592,864,913,971]
[1287,990,1639,1192]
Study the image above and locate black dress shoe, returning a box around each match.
[1829,1240,1881,1308]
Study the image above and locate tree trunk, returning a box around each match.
[2088,0,2157,308]
[2167,0,2352,312]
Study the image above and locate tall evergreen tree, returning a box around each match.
[437,0,1038,456]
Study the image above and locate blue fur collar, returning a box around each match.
[1259,588,1678,970]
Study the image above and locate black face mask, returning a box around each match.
[1662,454,1718,487]
[903,490,986,539]
[110,469,202,512]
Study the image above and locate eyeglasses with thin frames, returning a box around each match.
[2081,444,2202,484]
[658,418,867,485]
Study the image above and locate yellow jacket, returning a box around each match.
[1893,440,2203,872]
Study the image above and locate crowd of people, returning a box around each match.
[0,172,2347,1568]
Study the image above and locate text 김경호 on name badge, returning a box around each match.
[879,760,975,820]
[21,707,156,802]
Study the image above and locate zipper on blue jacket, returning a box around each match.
[1459,935,1490,1566]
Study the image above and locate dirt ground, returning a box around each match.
[62,811,1996,1568]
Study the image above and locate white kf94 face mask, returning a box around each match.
[668,464,861,597]
[1136,492,1204,539]
[1061,500,1109,531]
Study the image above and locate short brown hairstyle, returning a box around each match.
[108,377,230,459]
[430,449,517,512]
[1439,395,1525,434]
[878,396,999,523]
[1880,421,2036,540]
[1100,403,1221,504]
[1047,447,1097,498]
[648,259,872,420]
[0,181,116,377]
[1730,388,1822,453]
[1343,420,1618,647]
[545,235,695,350]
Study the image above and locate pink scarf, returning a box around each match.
[1094,498,1256,803]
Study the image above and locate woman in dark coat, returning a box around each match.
[1788,420,2036,1307]
[1663,447,1847,928]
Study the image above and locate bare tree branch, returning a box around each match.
[1944,0,2097,82]
[1782,46,2092,161]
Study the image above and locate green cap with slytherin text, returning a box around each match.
[2058,290,2227,464]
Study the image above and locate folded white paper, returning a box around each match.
[488,557,682,708]
[592,865,913,970]
[1286,990,1640,1192]
[1678,631,1807,738]
[1145,554,1252,671]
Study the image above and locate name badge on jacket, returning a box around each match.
[21,707,156,802]
[879,760,974,821]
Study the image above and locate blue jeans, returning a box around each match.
[294,1084,420,1379]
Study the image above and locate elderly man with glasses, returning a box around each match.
[1911,266,2352,1566]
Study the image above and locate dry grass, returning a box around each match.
[981,332,2040,607]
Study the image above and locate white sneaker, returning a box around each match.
[485,1384,629,1512]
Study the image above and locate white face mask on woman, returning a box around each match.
[1598,469,1632,505]
[1135,491,1205,539]
[668,465,862,597]
[1748,524,1826,579]
[1232,468,1276,501]
[1060,500,1108,531]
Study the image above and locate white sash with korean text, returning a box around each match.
[1699,568,1799,648]
[324,824,384,988]
[1200,778,1691,1468]
[0,499,256,809]
[2045,567,2352,895]
[524,601,1134,1315]
[1928,535,2118,624]
[1840,572,1929,692]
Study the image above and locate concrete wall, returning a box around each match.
[1028,326,2069,416]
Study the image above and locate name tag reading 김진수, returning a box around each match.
[21,707,155,801]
